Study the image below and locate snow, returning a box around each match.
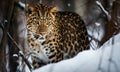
[67,3,71,7]
[88,25,104,49]
[95,22,101,26]
[31,33,120,72]
[4,19,8,23]
[13,54,18,57]
[18,1,25,9]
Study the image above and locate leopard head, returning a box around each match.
[26,4,58,43]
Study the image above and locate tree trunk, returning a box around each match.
[100,0,120,45]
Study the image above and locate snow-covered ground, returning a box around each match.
[32,33,120,72]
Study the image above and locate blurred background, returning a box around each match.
[0,0,120,72]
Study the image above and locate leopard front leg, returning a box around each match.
[31,44,63,69]
[31,56,47,69]
[43,44,63,63]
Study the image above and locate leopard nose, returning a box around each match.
[40,32,46,36]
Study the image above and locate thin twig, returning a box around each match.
[96,0,111,21]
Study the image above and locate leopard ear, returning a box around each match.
[49,6,58,19]
[26,4,35,15]
[50,6,58,12]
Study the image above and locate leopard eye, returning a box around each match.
[28,9,32,14]
[26,5,35,15]
[26,8,32,15]
[34,34,39,39]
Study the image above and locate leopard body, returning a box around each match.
[26,4,89,69]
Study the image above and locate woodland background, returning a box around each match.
[0,0,120,72]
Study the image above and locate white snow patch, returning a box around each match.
[19,51,23,55]
[4,19,8,23]
[13,54,18,57]
[67,3,71,7]
[32,33,120,72]
[18,1,25,8]
[88,25,104,49]
[95,22,101,26]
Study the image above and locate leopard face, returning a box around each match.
[27,4,57,43]
[26,4,90,69]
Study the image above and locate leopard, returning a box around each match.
[26,4,90,69]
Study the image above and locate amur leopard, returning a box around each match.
[26,4,90,69]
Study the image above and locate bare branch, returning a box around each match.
[7,32,33,71]
[96,0,111,21]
